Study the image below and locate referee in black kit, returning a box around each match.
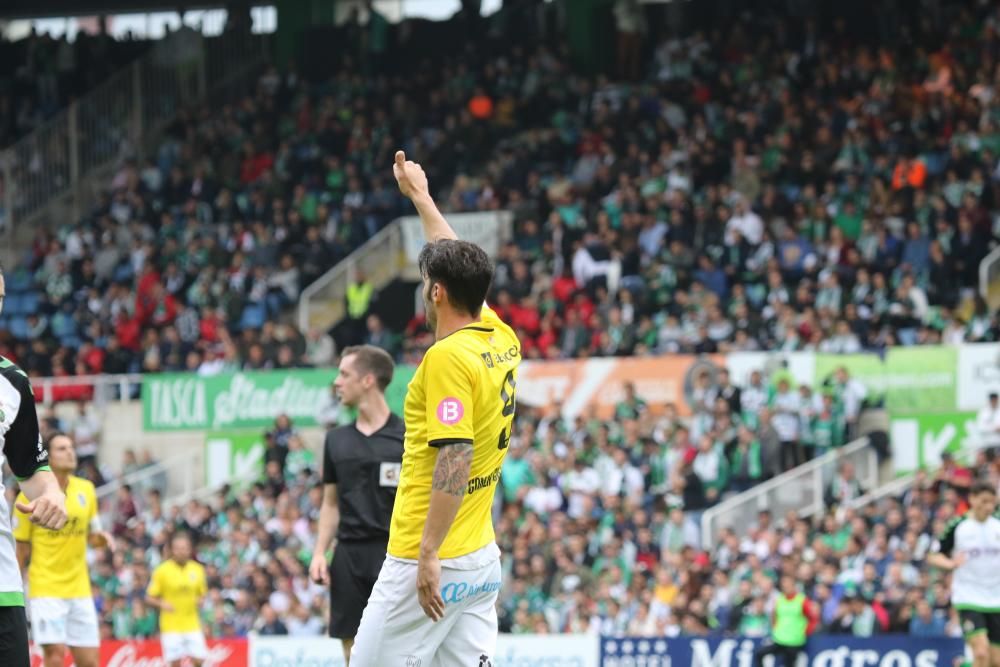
[309,345,404,666]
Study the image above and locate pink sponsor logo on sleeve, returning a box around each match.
[436,397,465,425]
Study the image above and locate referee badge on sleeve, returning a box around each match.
[379,462,402,488]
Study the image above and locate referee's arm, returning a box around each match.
[310,436,341,585]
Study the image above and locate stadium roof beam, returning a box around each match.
[0,0,257,20]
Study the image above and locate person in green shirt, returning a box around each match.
[729,426,763,493]
[811,393,845,458]
[131,598,159,638]
[834,200,864,240]
[284,434,316,481]
[819,514,852,552]
[110,597,133,639]
[615,382,647,420]
[500,442,534,504]
[739,597,771,638]
[754,575,818,666]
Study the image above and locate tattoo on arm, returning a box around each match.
[431,442,473,496]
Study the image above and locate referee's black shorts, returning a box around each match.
[329,540,389,640]
[0,606,30,667]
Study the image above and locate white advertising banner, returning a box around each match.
[400,211,512,264]
[957,343,1000,411]
[494,634,598,667]
[249,634,597,667]
[249,636,346,667]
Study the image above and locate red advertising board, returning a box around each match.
[32,639,248,667]
[30,644,72,667]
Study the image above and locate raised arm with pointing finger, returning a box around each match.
[393,150,458,243]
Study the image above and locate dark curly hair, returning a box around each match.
[418,239,494,317]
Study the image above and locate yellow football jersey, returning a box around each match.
[13,475,96,599]
[388,305,521,560]
[147,559,207,633]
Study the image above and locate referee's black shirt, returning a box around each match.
[321,413,405,542]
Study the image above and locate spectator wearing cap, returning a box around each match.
[976,392,1000,452]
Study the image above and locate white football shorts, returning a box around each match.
[29,597,100,647]
[351,542,502,667]
[161,631,209,662]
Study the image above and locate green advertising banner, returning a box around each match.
[815,347,957,415]
[204,430,266,487]
[143,366,416,431]
[889,411,977,474]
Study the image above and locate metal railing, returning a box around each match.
[2,30,269,255]
[298,222,404,335]
[845,471,917,511]
[31,372,144,407]
[846,435,982,511]
[297,210,513,335]
[700,437,878,549]
[94,452,202,525]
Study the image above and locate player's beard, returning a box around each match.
[423,287,437,331]
[426,303,437,331]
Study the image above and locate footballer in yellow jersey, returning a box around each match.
[146,532,208,667]
[388,303,519,560]
[350,152,517,667]
[14,434,111,667]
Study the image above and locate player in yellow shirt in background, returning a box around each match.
[14,433,112,667]
[349,152,521,666]
[146,532,208,667]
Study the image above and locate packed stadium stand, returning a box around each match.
[3,0,1000,665]
[7,0,1000,381]
[0,25,151,148]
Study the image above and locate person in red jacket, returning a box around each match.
[755,575,818,666]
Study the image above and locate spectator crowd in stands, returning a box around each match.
[80,361,981,642]
[3,1,1000,384]
[8,0,1000,649]
[0,23,150,148]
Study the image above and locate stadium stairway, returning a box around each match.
[700,422,896,550]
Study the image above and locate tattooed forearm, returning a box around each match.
[431,442,473,496]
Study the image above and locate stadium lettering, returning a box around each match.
[441,580,502,604]
[212,375,328,428]
[809,647,939,667]
[150,379,207,428]
[683,641,943,667]
[467,466,502,495]
[690,638,754,667]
